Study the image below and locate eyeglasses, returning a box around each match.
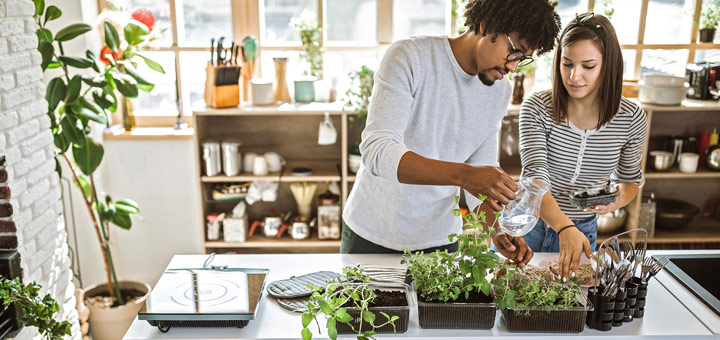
[506,34,534,67]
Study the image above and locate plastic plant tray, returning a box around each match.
[569,187,618,209]
[334,282,412,334]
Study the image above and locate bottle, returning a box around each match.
[710,127,719,146]
[699,128,710,163]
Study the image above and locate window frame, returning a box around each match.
[100,0,720,126]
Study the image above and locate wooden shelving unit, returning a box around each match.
[193,102,357,254]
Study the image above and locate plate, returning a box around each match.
[537,254,597,287]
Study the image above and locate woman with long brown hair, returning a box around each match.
[519,13,648,280]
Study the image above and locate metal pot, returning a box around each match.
[706,144,720,171]
[655,198,699,230]
[649,151,673,171]
[597,208,627,234]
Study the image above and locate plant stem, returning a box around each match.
[61,153,118,301]
[90,175,125,305]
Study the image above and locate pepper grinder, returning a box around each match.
[273,57,291,103]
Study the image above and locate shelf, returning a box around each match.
[201,160,341,182]
[204,234,340,250]
[103,126,195,140]
[599,217,720,244]
[347,175,356,182]
[639,99,720,112]
[645,168,720,179]
[193,101,358,116]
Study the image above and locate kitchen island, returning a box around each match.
[123,250,720,339]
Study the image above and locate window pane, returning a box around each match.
[326,0,377,42]
[594,0,641,45]
[115,0,173,47]
[180,52,212,108]
[263,0,317,43]
[179,0,233,45]
[622,49,637,79]
[392,0,448,41]
[325,50,378,95]
[694,49,720,63]
[133,52,177,115]
[556,0,590,28]
[641,49,689,76]
[644,0,693,44]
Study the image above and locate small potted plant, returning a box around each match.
[345,65,374,127]
[0,278,73,340]
[300,267,410,340]
[402,195,510,329]
[493,264,590,333]
[291,9,324,102]
[699,0,720,42]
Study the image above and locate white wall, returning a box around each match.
[0,0,80,338]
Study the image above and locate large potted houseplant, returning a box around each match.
[699,0,720,42]
[402,195,510,329]
[32,1,163,339]
[291,9,324,102]
[0,278,73,339]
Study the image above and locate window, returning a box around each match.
[101,0,718,126]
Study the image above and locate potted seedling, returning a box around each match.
[300,267,410,340]
[402,195,511,329]
[699,0,720,42]
[291,9,324,102]
[493,264,590,333]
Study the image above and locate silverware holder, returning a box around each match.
[587,286,614,331]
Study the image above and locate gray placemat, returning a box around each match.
[277,296,310,312]
[266,271,343,298]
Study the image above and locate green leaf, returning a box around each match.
[72,137,104,176]
[86,50,102,72]
[44,5,62,24]
[32,0,44,17]
[70,102,105,124]
[54,157,62,176]
[114,72,139,98]
[120,60,154,87]
[78,96,103,114]
[301,313,313,328]
[111,213,132,229]
[92,89,114,109]
[334,308,353,322]
[65,75,82,103]
[36,28,53,43]
[361,310,375,324]
[46,61,61,69]
[60,116,83,145]
[114,203,139,215]
[134,52,165,74]
[104,22,120,52]
[326,317,337,340]
[53,133,69,153]
[301,327,312,340]
[38,41,53,70]
[318,300,331,315]
[123,22,149,46]
[59,55,93,69]
[55,23,92,42]
[76,175,91,198]
[82,75,108,88]
[45,77,66,112]
[116,199,139,211]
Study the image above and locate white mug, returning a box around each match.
[679,152,699,173]
[253,155,268,176]
[243,152,257,173]
[264,152,284,172]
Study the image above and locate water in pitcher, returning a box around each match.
[499,214,538,237]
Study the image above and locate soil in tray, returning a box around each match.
[341,290,408,308]
[419,290,493,304]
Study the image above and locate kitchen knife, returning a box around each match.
[216,36,225,67]
[210,37,214,65]
[228,41,235,66]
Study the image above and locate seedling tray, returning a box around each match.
[417,292,496,329]
[502,304,592,333]
[335,282,411,334]
[569,187,618,209]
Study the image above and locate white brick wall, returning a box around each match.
[0,0,80,339]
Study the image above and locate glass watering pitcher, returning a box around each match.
[499,177,550,237]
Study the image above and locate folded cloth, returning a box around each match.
[245,181,279,204]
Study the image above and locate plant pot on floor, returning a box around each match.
[699,28,716,43]
[82,281,151,340]
[417,291,497,329]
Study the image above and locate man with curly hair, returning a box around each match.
[341,0,561,264]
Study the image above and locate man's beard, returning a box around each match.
[477,66,509,86]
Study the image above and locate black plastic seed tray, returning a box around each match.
[569,187,618,209]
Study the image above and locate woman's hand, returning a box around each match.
[586,185,621,215]
[557,227,592,280]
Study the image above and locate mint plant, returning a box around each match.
[0,278,72,340]
[301,267,401,340]
[493,264,584,310]
[402,195,513,307]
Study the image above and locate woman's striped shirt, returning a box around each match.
[518,90,648,219]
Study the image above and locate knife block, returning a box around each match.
[205,64,240,108]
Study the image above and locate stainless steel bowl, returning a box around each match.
[707,145,720,171]
[597,208,627,234]
[650,150,673,171]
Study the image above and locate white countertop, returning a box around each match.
[123,251,720,340]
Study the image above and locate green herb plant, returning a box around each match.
[700,0,720,29]
[291,9,324,79]
[493,264,584,312]
[345,65,374,126]
[33,0,162,305]
[301,267,400,340]
[402,195,513,307]
[0,278,72,340]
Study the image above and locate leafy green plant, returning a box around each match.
[301,267,401,340]
[291,9,324,78]
[451,0,469,35]
[33,0,162,305]
[493,264,583,311]
[700,0,720,29]
[0,278,72,340]
[345,65,374,126]
[402,195,512,307]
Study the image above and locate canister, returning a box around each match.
[202,141,222,176]
[251,78,275,105]
[221,141,242,176]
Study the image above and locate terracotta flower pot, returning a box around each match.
[82,281,151,340]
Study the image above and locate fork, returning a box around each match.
[632,245,646,278]
[646,257,669,282]
[641,257,654,284]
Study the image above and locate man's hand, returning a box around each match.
[492,233,533,267]
[463,166,518,211]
